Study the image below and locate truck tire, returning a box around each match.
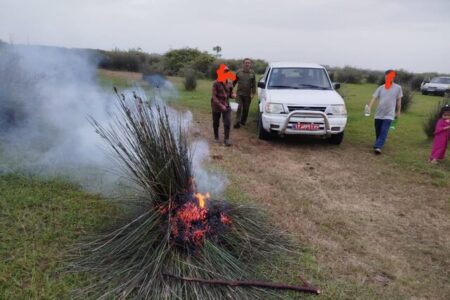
[328,131,344,145]
[258,113,271,140]
[421,91,428,95]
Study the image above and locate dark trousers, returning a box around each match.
[374,118,392,149]
[235,95,251,125]
[213,109,231,140]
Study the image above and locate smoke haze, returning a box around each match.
[0,45,226,196]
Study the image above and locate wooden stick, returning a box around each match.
[162,272,321,294]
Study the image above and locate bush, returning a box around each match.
[401,85,414,113]
[395,69,414,86]
[366,71,383,84]
[183,69,197,91]
[335,66,363,84]
[423,98,450,138]
[98,49,140,72]
[164,48,215,76]
[410,75,424,91]
[252,59,268,74]
[189,55,215,77]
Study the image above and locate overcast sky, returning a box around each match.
[1,0,449,73]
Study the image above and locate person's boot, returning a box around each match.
[233,123,241,129]
[224,139,231,147]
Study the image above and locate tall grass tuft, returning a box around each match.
[71,88,291,299]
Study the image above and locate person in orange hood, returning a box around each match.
[211,64,236,146]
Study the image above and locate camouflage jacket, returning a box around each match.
[233,69,256,96]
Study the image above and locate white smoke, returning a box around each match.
[191,140,228,196]
[0,45,228,196]
[0,45,118,192]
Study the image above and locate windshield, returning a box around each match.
[430,77,450,84]
[267,68,332,90]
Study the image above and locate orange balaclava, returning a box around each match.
[385,70,396,89]
[216,64,236,83]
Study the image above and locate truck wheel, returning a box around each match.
[258,113,271,140]
[328,131,344,145]
[422,91,428,95]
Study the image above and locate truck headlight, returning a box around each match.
[265,103,285,114]
[329,104,347,115]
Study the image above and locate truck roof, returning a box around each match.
[268,62,325,69]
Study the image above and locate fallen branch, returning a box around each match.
[163,272,321,295]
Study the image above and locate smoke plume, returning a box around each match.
[0,44,226,196]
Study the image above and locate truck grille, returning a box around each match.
[287,106,326,112]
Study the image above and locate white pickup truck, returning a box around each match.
[257,62,347,145]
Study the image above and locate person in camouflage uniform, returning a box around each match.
[233,58,256,128]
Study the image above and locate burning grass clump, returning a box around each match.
[72,89,297,299]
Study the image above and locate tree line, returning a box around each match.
[0,40,446,91]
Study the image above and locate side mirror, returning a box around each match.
[257,81,266,89]
[333,82,341,90]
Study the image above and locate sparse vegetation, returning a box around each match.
[400,85,415,112]
[183,68,197,91]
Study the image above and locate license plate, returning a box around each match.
[293,123,320,130]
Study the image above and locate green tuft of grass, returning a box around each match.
[0,174,119,299]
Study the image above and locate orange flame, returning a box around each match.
[194,192,210,208]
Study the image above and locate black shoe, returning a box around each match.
[233,123,241,129]
[374,148,382,155]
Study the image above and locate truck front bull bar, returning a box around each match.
[279,110,331,137]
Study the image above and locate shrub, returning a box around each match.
[395,69,414,86]
[423,98,450,138]
[252,59,268,74]
[164,48,215,76]
[366,71,383,84]
[410,75,424,91]
[183,68,197,91]
[98,49,140,72]
[335,66,363,84]
[401,85,414,113]
[190,55,215,77]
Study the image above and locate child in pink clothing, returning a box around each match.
[429,105,450,164]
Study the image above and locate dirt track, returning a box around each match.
[193,115,450,300]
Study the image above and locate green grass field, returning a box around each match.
[171,76,450,186]
[0,174,118,299]
[1,71,449,299]
[340,83,450,186]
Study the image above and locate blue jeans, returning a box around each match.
[374,119,392,149]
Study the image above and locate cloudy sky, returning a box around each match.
[1,0,449,73]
